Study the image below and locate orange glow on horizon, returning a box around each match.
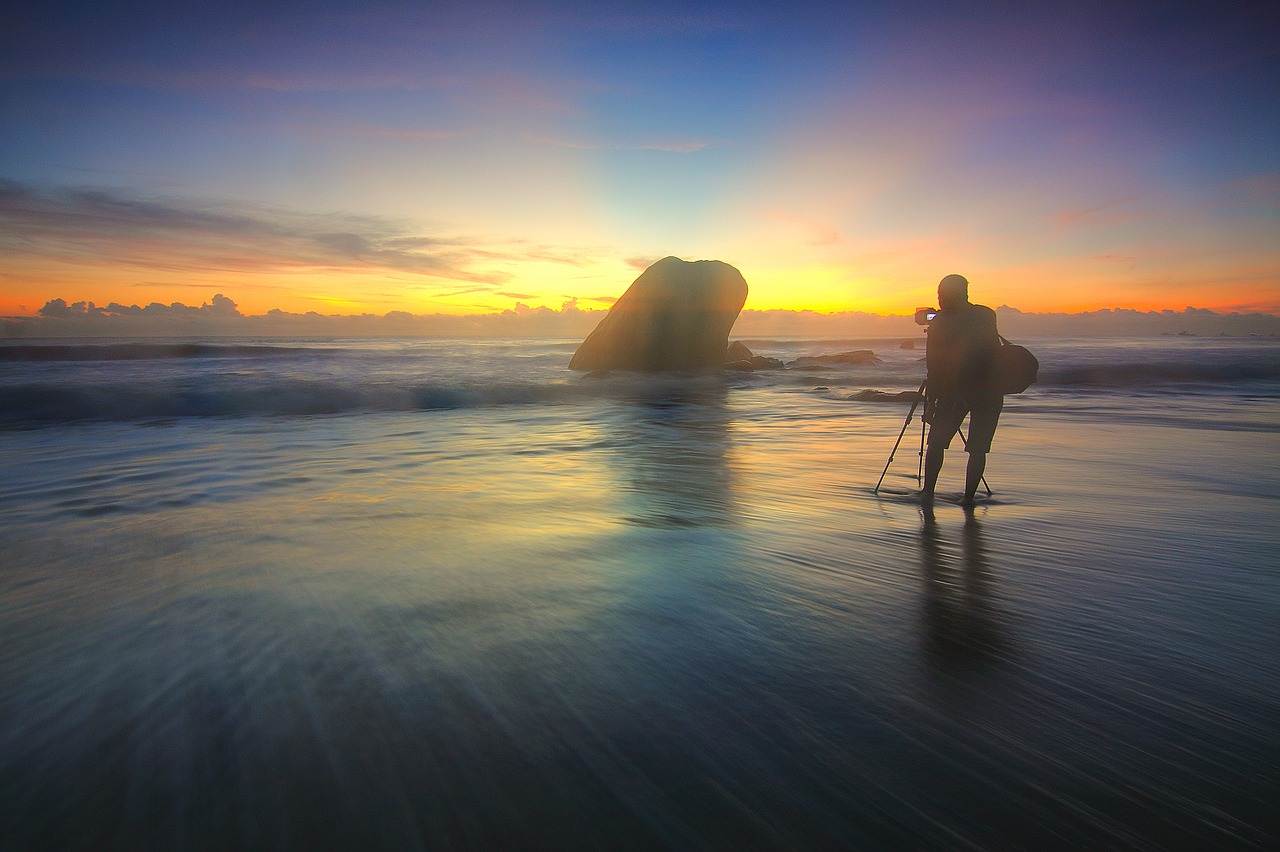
[2,249,1277,319]
[3,270,1279,320]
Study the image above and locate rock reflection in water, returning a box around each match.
[611,380,735,530]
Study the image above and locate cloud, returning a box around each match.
[1090,254,1137,267]
[35,293,243,321]
[0,178,568,288]
[994,305,1280,337]
[526,135,711,154]
[9,295,1278,341]
[283,110,473,142]
[1231,173,1280,198]
[5,293,608,339]
[763,212,844,247]
[1053,194,1146,230]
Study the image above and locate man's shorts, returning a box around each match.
[926,394,1003,453]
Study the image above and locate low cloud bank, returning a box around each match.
[994,306,1280,338]
[2,296,605,338]
[3,296,1278,339]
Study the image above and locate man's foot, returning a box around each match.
[960,493,976,508]
[920,489,935,505]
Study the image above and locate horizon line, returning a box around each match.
[5,295,1280,321]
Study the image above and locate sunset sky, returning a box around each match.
[2,0,1277,319]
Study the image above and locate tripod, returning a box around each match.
[873,380,992,496]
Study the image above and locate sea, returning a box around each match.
[2,335,1278,849]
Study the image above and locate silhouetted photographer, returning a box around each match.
[921,274,1002,506]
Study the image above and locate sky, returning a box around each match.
[2,0,1278,323]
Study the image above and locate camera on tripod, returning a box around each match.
[914,306,938,326]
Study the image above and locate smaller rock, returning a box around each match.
[899,339,917,350]
[727,340,754,362]
[791,350,882,366]
[750,355,784,370]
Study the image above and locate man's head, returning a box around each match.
[938,274,969,310]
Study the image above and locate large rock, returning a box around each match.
[569,257,748,372]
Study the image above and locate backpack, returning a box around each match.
[994,335,1039,394]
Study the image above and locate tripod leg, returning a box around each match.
[874,381,926,494]
[917,399,927,483]
[955,428,993,495]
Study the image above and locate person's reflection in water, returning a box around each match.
[919,505,1008,669]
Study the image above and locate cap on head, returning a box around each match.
[938,274,969,308]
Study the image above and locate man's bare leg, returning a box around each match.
[922,444,945,502]
[963,451,987,506]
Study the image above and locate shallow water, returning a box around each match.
[2,337,1278,848]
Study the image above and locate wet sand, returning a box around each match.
[1,394,1277,848]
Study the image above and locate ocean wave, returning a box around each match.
[4,338,1277,425]
[1040,359,1280,391]
[808,347,1278,400]
[0,342,336,361]
[0,372,743,426]
[0,379,553,424]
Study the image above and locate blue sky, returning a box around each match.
[2,0,1277,318]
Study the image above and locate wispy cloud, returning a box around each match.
[1053,194,1147,230]
[0,178,556,287]
[1090,253,1137,266]
[1229,173,1280,199]
[527,135,711,154]
[289,111,473,142]
[763,212,843,247]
